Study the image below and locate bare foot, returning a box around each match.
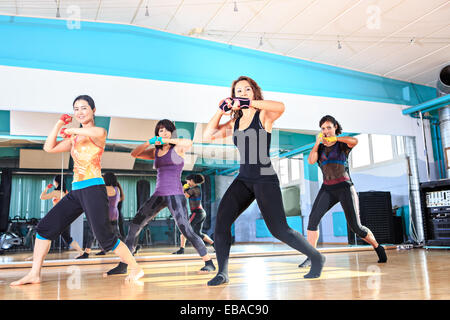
[125,267,144,282]
[25,256,33,261]
[10,273,41,286]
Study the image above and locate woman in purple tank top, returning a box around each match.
[107,119,215,276]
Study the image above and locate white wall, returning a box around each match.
[0,65,420,137]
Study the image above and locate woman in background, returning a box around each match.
[30,175,84,259]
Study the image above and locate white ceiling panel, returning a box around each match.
[352,0,448,37]
[3,0,449,86]
[394,3,450,38]
[408,61,449,83]
[364,43,448,76]
[134,0,181,30]
[164,0,225,34]
[10,111,80,136]
[59,0,99,21]
[97,0,141,24]
[310,41,369,67]
[20,149,70,169]
[280,0,356,54]
[315,0,404,37]
[243,0,316,34]
[101,151,135,169]
[15,0,58,17]
[311,0,404,61]
[0,0,17,15]
[206,0,270,43]
[108,117,158,141]
[385,48,450,80]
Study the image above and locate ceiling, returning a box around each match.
[0,0,449,87]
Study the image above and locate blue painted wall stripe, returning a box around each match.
[0,110,10,134]
[0,15,436,106]
[304,158,318,182]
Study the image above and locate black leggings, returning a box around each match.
[60,226,73,247]
[307,184,369,238]
[85,220,122,249]
[215,179,321,275]
[190,209,207,239]
[125,194,208,257]
[36,185,120,252]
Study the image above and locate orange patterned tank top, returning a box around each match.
[52,191,68,206]
[71,135,104,183]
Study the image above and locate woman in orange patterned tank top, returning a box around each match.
[11,95,143,286]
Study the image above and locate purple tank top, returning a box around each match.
[154,147,184,196]
[108,186,120,221]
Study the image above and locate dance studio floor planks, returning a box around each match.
[0,244,448,300]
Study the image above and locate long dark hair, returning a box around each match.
[73,95,95,110]
[53,175,67,193]
[319,115,342,135]
[230,76,264,120]
[103,172,118,186]
[186,173,205,185]
[154,119,177,149]
[73,95,96,126]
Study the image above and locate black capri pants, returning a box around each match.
[190,208,207,239]
[60,226,73,246]
[36,185,120,252]
[307,184,369,239]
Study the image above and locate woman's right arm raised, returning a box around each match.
[307,133,323,164]
[131,141,156,160]
[203,109,235,141]
[43,117,72,153]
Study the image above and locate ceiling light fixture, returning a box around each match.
[55,0,60,18]
[337,35,342,49]
[145,0,150,17]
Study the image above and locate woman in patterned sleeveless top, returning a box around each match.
[299,115,387,268]
[11,95,143,286]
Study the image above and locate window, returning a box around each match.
[290,157,301,181]
[10,175,54,219]
[372,134,393,163]
[396,136,405,155]
[351,134,371,168]
[350,134,406,169]
[279,158,289,185]
[273,155,303,186]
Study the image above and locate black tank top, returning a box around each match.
[186,185,203,210]
[233,110,278,183]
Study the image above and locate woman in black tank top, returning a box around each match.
[203,76,326,286]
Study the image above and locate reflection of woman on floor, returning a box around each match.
[173,174,214,254]
[298,115,387,268]
[25,175,84,260]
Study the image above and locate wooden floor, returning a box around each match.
[0,245,448,300]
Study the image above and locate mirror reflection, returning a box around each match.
[0,109,411,266]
